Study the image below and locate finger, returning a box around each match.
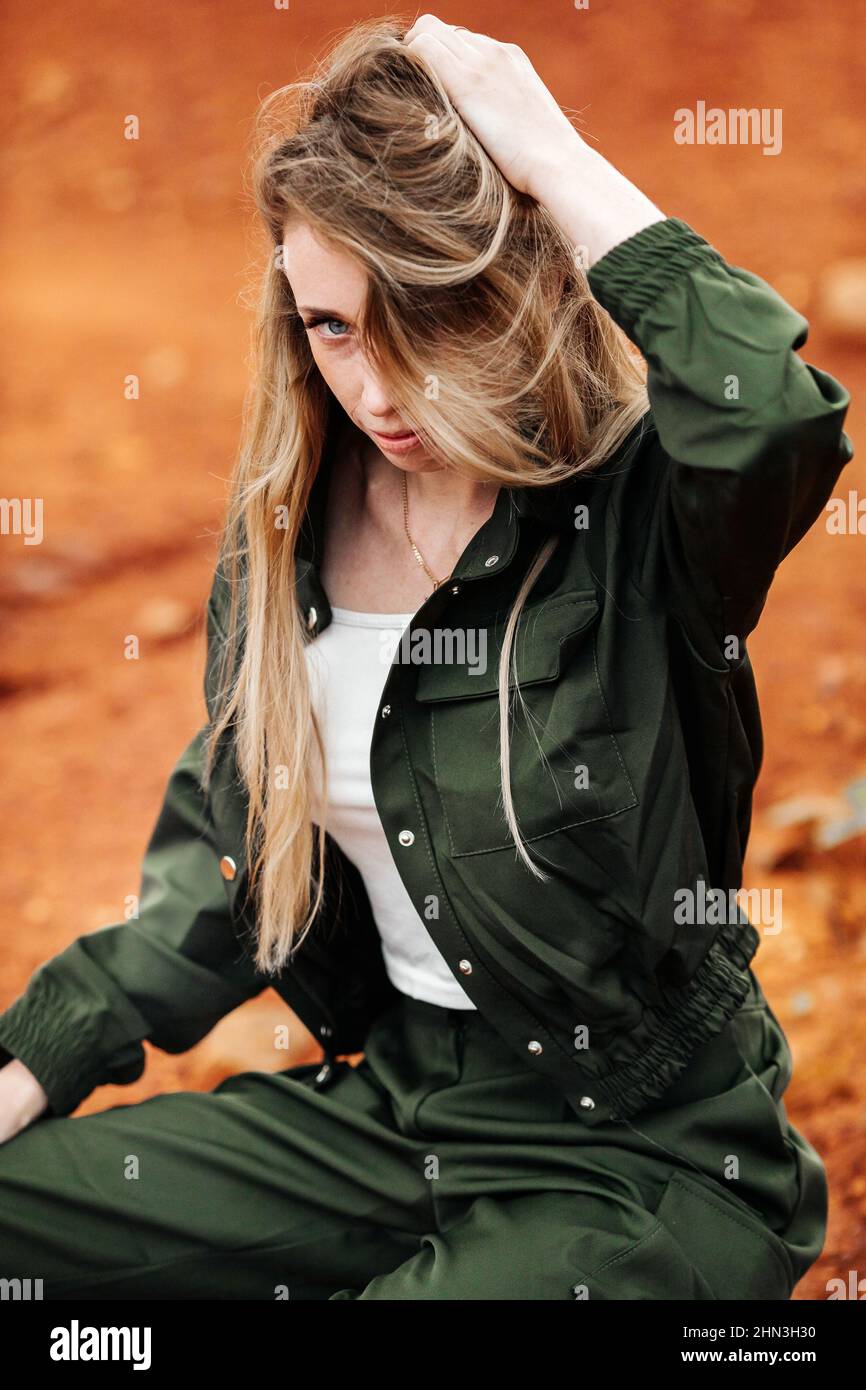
[404,14,480,56]
[404,14,458,40]
[403,29,473,90]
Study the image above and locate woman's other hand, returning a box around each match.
[0,1059,50,1144]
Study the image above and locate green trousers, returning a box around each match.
[0,970,826,1300]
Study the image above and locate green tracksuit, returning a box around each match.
[0,970,824,1299]
[0,216,850,1299]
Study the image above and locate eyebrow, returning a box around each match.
[297,305,350,319]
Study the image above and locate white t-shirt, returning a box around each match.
[304,604,476,1010]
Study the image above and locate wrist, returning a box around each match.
[0,1058,50,1128]
[531,139,666,269]
[527,129,593,205]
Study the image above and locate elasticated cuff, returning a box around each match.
[0,964,147,1118]
[587,216,727,343]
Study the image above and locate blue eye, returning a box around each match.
[305,316,350,342]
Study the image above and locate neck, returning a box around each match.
[355,433,500,524]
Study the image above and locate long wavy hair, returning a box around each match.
[201,15,649,976]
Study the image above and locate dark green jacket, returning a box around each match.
[0,217,854,1127]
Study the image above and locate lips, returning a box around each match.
[370,426,422,454]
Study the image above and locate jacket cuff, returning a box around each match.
[587,216,725,342]
[0,961,148,1118]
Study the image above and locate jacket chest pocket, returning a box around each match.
[412,589,638,858]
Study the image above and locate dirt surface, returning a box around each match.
[1,1,863,1300]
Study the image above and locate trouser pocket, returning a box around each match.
[654,1168,795,1300]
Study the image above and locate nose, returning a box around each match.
[359,360,397,422]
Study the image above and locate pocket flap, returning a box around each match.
[655,1169,794,1300]
[413,590,600,701]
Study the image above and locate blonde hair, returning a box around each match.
[202,14,649,975]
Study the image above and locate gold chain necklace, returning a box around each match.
[401,469,446,591]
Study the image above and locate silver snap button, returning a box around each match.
[306,606,318,630]
[484,555,499,567]
[450,583,461,595]
[458,959,473,975]
[319,1024,333,1038]
[381,704,391,718]
[398,829,415,846]
[219,855,237,881]
[527,1040,543,1056]
[579,1095,596,1110]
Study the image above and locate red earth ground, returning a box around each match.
[1,0,864,1299]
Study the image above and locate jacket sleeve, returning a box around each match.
[586,216,855,654]
[0,587,267,1118]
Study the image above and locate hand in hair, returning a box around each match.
[402,13,582,202]
[403,14,666,267]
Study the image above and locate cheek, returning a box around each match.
[310,345,356,407]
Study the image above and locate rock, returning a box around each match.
[789,990,814,1017]
[142,346,188,389]
[817,260,866,339]
[816,654,849,697]
[135,597,192,640]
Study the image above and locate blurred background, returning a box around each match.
[1,0,863,1298]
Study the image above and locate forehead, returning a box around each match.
[281,220,368,314]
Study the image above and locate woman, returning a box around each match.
[0,15,853,1300]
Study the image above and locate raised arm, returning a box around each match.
[403,16,854,653]
[582,216,854,650]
